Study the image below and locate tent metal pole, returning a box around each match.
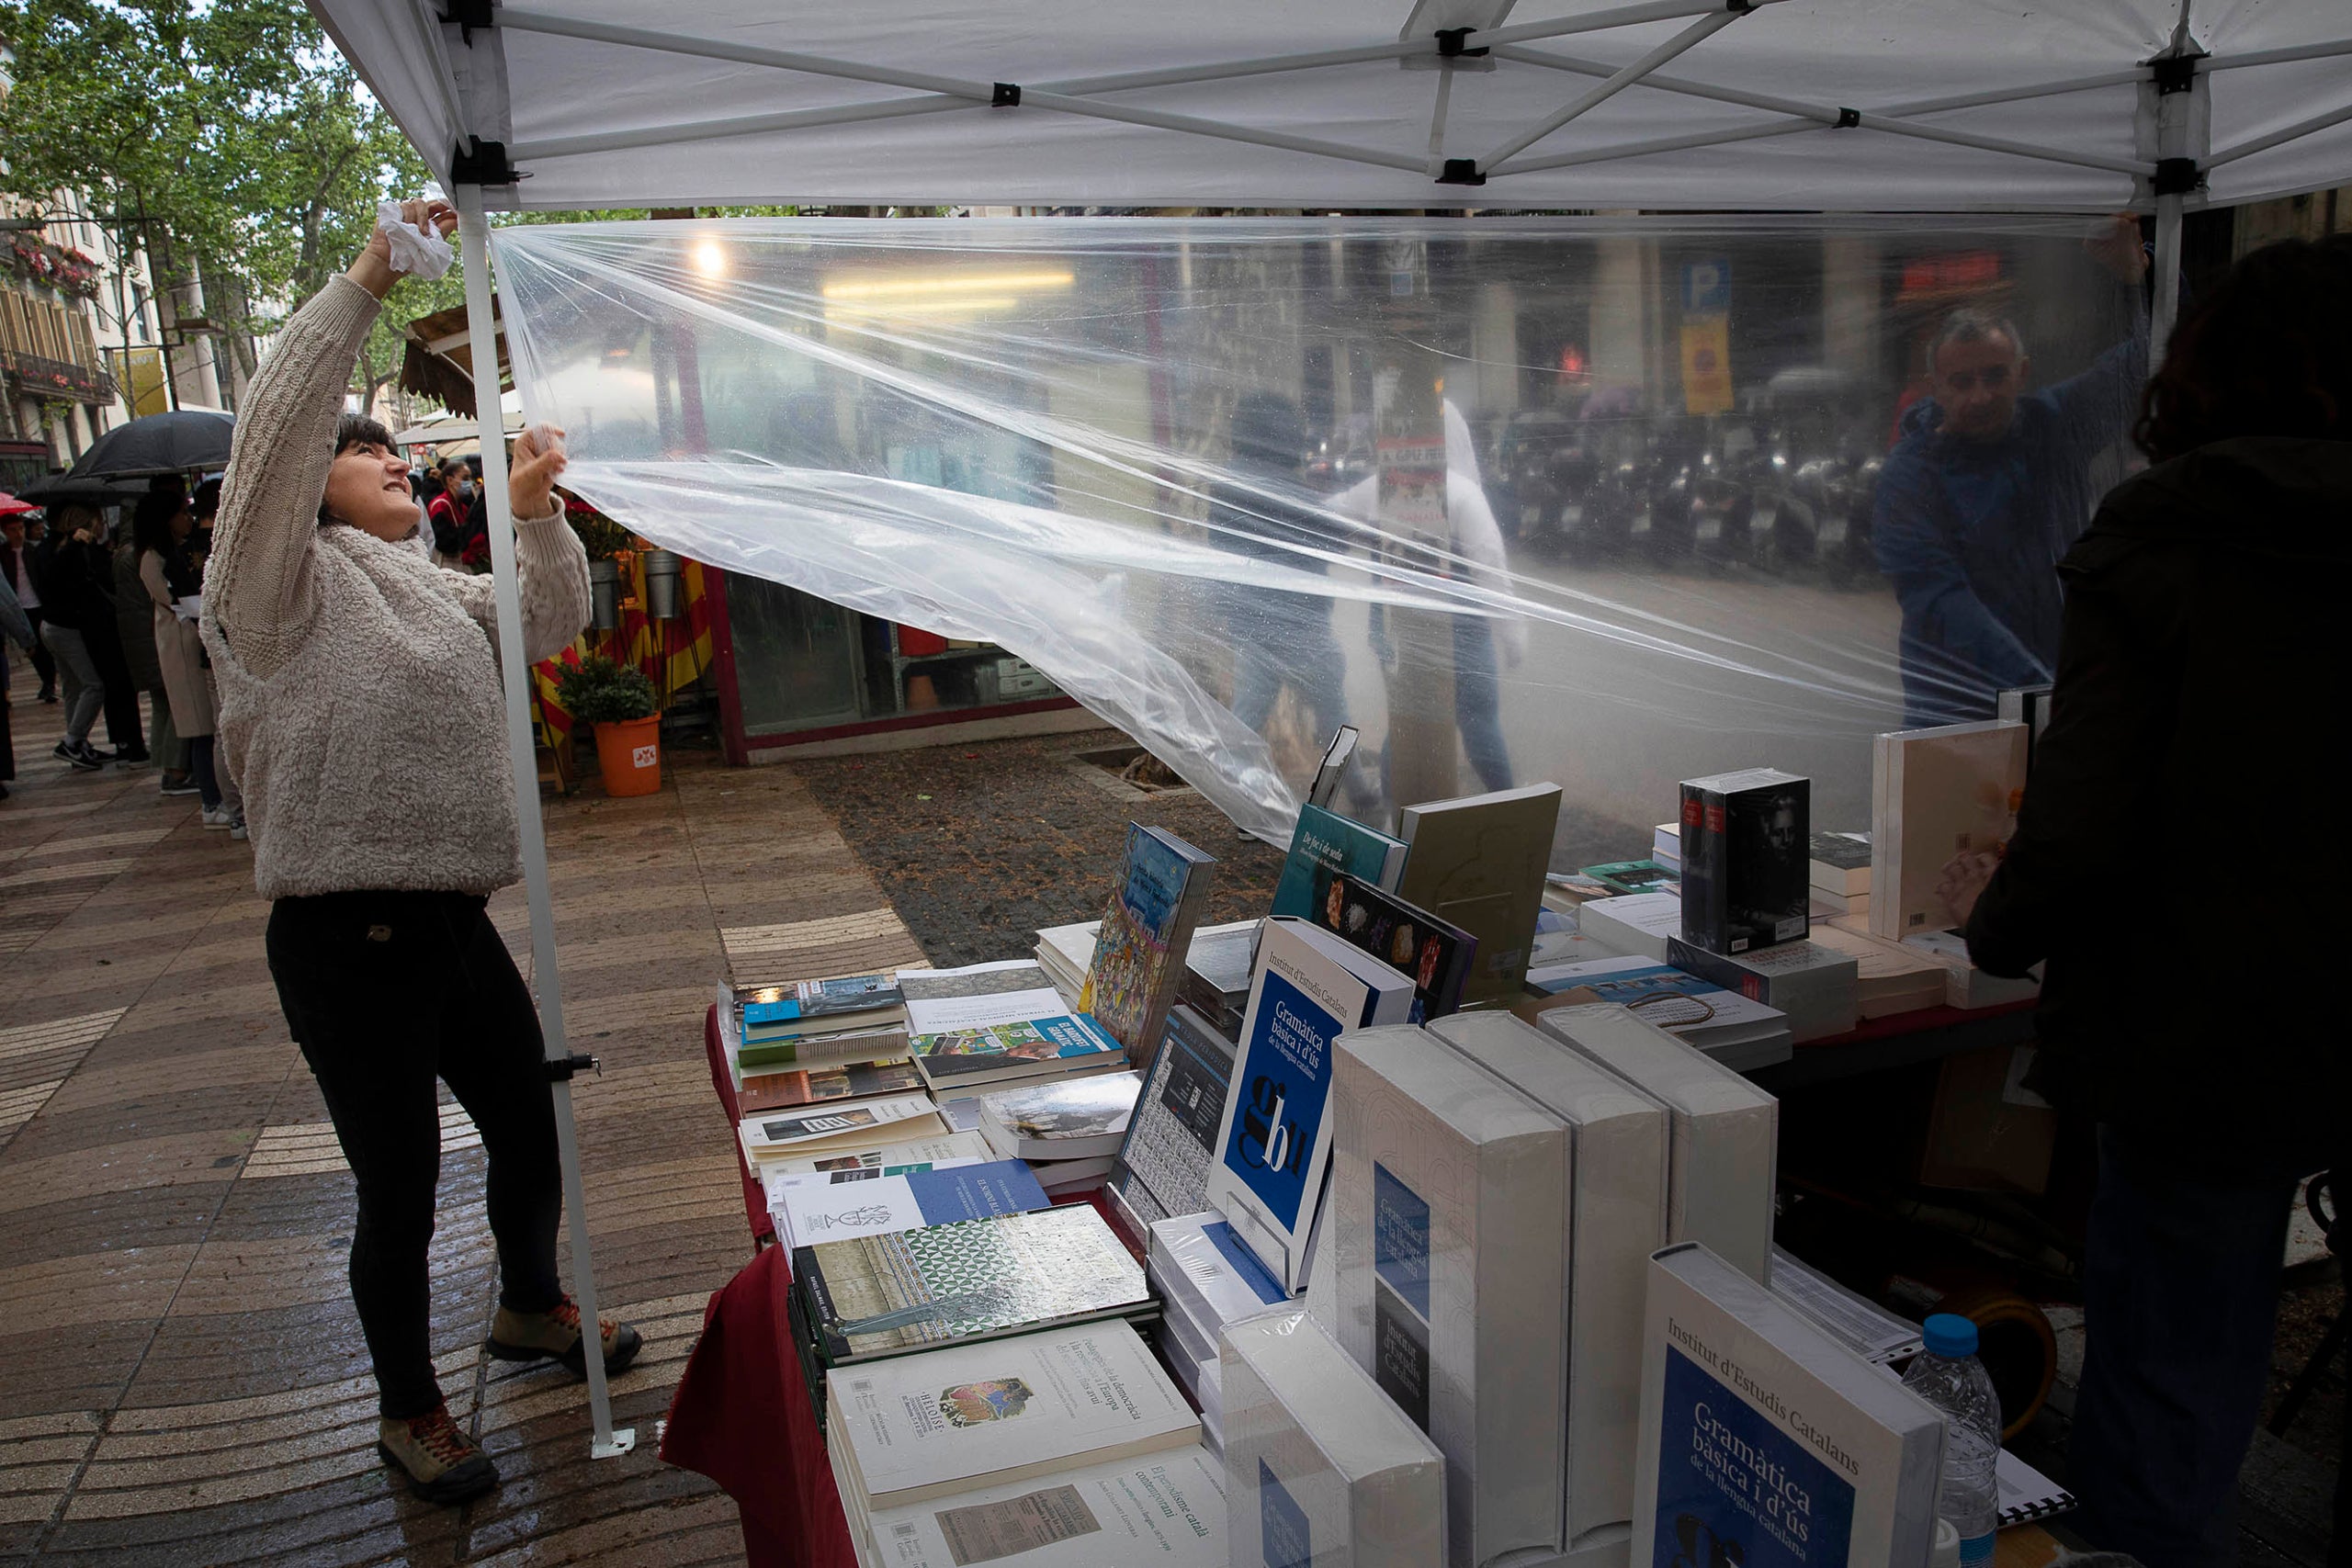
[498,7,993,99]
[2199,38,2352,73]
[453,184,635,1464]
[1016,90,1433,174]
[405,0,469,154]
[2205,100,2352,170]
[1483,6,1748,170]
[2152,191,2185,353]
[514,97,969,164]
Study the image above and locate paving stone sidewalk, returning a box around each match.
[0,680,930,1566]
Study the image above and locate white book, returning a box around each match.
[1574,892,1684,962]
[1207,918,1418,1292]
[1768,1247,1924,1365]
[1634,1244,1946,1568]
[763,1131,993,1179]
[1430,1011,1669,1544]
[828,1320,1199,1510]
[1898,929,2041,1010]
[1327,1025,1569,1566]
[1812,920,1947,1019]
[856,1442,1229,1568]
[1664,935,1860,1044]
[739,1095,948,1166]
[1534,1003,1777,1285]
[1870,720,2028,942]
[1148,1213,1292,1339]
[1221,1310,1448,1568]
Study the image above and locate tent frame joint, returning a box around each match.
[1833,106,1859,129]
[991,82,1022,107]
[2153,155,2202,197]
[451,135,522,186]
[1723,0,1757,13]
[2151,51,2205,96]
[438,0,495,43]
[1433,28,1487,60]
[1436,156,1485,185]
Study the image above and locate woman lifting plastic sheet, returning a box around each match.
[200,197,639,1505]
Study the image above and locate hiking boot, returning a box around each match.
[377,1404,497,1505]
[484,1295,642,1378]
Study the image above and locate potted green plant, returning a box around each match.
[554,654,663,796]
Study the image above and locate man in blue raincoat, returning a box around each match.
[1874,218,2149,726]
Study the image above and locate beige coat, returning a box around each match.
[141,549,216,739]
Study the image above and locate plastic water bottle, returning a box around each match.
[1901,1314,2001,1566]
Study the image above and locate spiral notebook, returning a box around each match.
[1996,1449,2075,1525]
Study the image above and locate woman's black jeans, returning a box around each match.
[266,889,565,1419]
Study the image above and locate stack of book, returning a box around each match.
[1651,819,1682,874]
[902,962,1128,1095]
[739,1094,956,1181]
[1574,889,1685,962]
[977,1071,1145,1193]
[1810,829,1873,917]
[1147,1212,1290,1451]
[769,1157,1048,1253]
[1664,932,1861,1043]
[732,974,910,1073]
[1522,953,1793,1070]
[1035,919,1260,1043]
[1220,1309,1448,1568]
[1810,919,1949,1018]
[823,1321,1226,1568]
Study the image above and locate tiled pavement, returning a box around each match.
[0,675,930,1565]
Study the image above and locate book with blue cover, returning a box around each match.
[1635,1243,1945,1568]
[1270,803,1408,920]
[772,1158,1050,1253]
[1081,824,1217,1071]
[1205,918,1418,1292]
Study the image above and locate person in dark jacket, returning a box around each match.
[1950,232,2352,1568]
[2,513,57,702]
[1874,214,2149,726]
[1209,392,1347,751]
[33,508,121,768]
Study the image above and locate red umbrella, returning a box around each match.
[0,491,39,516]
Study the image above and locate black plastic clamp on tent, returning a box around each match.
[452,136,522,186]
[1433,28,1488,59]
[1834,107,1861,129]
[439,0,494,42]
[2153,156,2203,197]
[992,83,1022,107]
[2152,52,2205,95]
[1437,158,1487,186]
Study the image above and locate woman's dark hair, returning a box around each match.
[191,478,222,522]
[130,491,183,560]
[2136,234,2352,463]
[319,412,400,526]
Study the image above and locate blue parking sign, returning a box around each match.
[1682,259,1731,313]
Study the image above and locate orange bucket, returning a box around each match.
[595,714,663,796]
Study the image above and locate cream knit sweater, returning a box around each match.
[201,276,591,899]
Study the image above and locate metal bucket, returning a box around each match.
[588,558,621,630]
[641,547,683,620]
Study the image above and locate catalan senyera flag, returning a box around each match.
[532,552,717,748]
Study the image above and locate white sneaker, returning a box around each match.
[229,818,248,841]
[200,807,232,829]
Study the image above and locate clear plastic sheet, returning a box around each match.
[492,215,2145,854]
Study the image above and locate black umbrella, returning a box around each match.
[60,409,235,480]
[14,471,153,507]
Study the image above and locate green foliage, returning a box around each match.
[565,505,635,562]
[554,654,658,724]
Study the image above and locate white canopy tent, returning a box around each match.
[309,0,2352,1459]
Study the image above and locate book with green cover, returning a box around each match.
[796,1204,1156,1367]
[1080,824,1216,1072]
[1270,803,1408,920]
[1396,783,1562,1006]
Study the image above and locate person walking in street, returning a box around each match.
[202,196,630,1506]
[132,493,221,813]
[1,567,34,797]
[1874,213,2150,727]
[2,513,57,702]
[1946,232,2352,1568]
[121,493,195,795]
[34,507,119,770]
[1210,392,1349,756]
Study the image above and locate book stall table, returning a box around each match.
[1749,998,2041,1094]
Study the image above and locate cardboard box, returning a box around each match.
[1916,1043,2055,1195]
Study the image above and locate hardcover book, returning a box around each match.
[1110,1005,1238,1231]
[1869,720,2029,941]
[1271,802,1410,920]
[1395,782,1562,1005]
[1178,919,1262,1037]
[736,1022,911,1071]
[1808,831,1873,897]
[850,1445,1229,1568]
[1430,1010,1670,1542]
[1148,1213,1290,1337]
[1081,824,1218,1072]
[1206,919,1418,1292]
[797,1204,1155,1366]
[740,1057,922,1114]
[1634,1243,1946,1568]
[828,1320,1198,1510]
[1308,725,1363,811]
[772,1159,1049,1255]
[908,994,1126,1092]
[978,1071,1145,1161]
[1326,1024,1569,1566]
[1523,953,1792,1072]
[1305,868,1476,1022]
[1665,935,1860,1044]
[1679,768,1811,955]
[1536,1003,1778,1285]
[1221,1310,1448,1568]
